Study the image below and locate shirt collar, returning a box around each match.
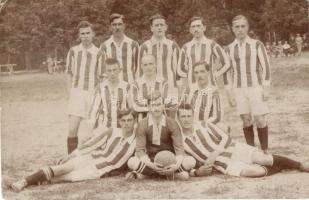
[78,43,96,53]
[110,34,130,45]
[148,114,166,127]
[192,36,208,45]
[150,36,167,45]
[101,80,125,89]
[235,36,252,46]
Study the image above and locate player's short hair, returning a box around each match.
[117,109,137,120]
[190,16,205,25]
[177,103,194,116]
[149,14,165,25]
[105,58,120,67]
[77,20,93,31]
[232,15,249,25]
[110,13,124,24]
[192,61,210,71]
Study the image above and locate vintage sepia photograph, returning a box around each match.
[1,0,309,199]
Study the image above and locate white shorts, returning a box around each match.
[215,142,257,177]
[234,86,269,116]
[68,88,94,118]
[68,154,101,182]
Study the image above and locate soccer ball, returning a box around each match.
[154,151,176,167]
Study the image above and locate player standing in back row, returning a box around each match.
[224,15,271,153]
[66,21,105,154]
[100,13,139,83]
[177,16,230,90]
[138,14,180,96]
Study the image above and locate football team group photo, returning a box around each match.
[1,0,309,199]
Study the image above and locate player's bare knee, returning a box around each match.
[240,114,252,127]
[181,156,196,171]
[254,115,267,128]
[127,157,140,171]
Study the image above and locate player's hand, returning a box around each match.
[147,162,164,173]
[158,163,180,176]
[262,86,270,101]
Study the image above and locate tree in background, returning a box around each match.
[0,0,307,70]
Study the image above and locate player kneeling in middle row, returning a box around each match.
[8,109,137,192]
[177,103,309,177]
[126,94,195,180]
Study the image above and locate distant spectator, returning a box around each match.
[277,41,284,57]
[46,56,53,74]
[295,33,303,56]
[270,42,278,58]
[282,41,291,57]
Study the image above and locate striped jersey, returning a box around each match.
[89,80,131,128]
[66,43,105,91]
[223,36,271,88]
[178,36,230,86]
[181,121,233,171]
[181,84,222,124]
[130,76,177,113]
[78,128,136,177]
[100,35,139,83]
[138,37,180,88]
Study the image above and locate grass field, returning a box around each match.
[1,53,309,199]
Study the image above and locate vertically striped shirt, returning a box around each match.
[77,128,136,177]
[100,35,139,83]
[223,36,271,88]
[180,84,222,124]
[178,36,230,86]
[130,76,177,113]
[181,122,232,170]
[66,44,105,91]
[138,37,180,88]
[89,80,131,128]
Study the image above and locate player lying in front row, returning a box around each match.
[6,109,138,192]
[176,103,309,177]
[6,105,309,192]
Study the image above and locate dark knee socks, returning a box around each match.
[257,126,268,151]
[265,155,301,176]
[25,167,54,185]
[67,137,78,154]
[243,125,255,146]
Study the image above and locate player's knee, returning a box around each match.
[255,117,267,128]
[240,114,252,127]
[127,157,141,171]
[181,156,196,171]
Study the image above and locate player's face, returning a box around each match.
[149,98,164,118]
[79,27,94,46]
[151,18,167,38]
[178,109,194,130]
[111,18,125,36]
[106,63,120,81]
[141,55,156,77]
[119,113,135,133]
[190,19,206,39]
[194,64,208,85]
[232,19,249,40]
